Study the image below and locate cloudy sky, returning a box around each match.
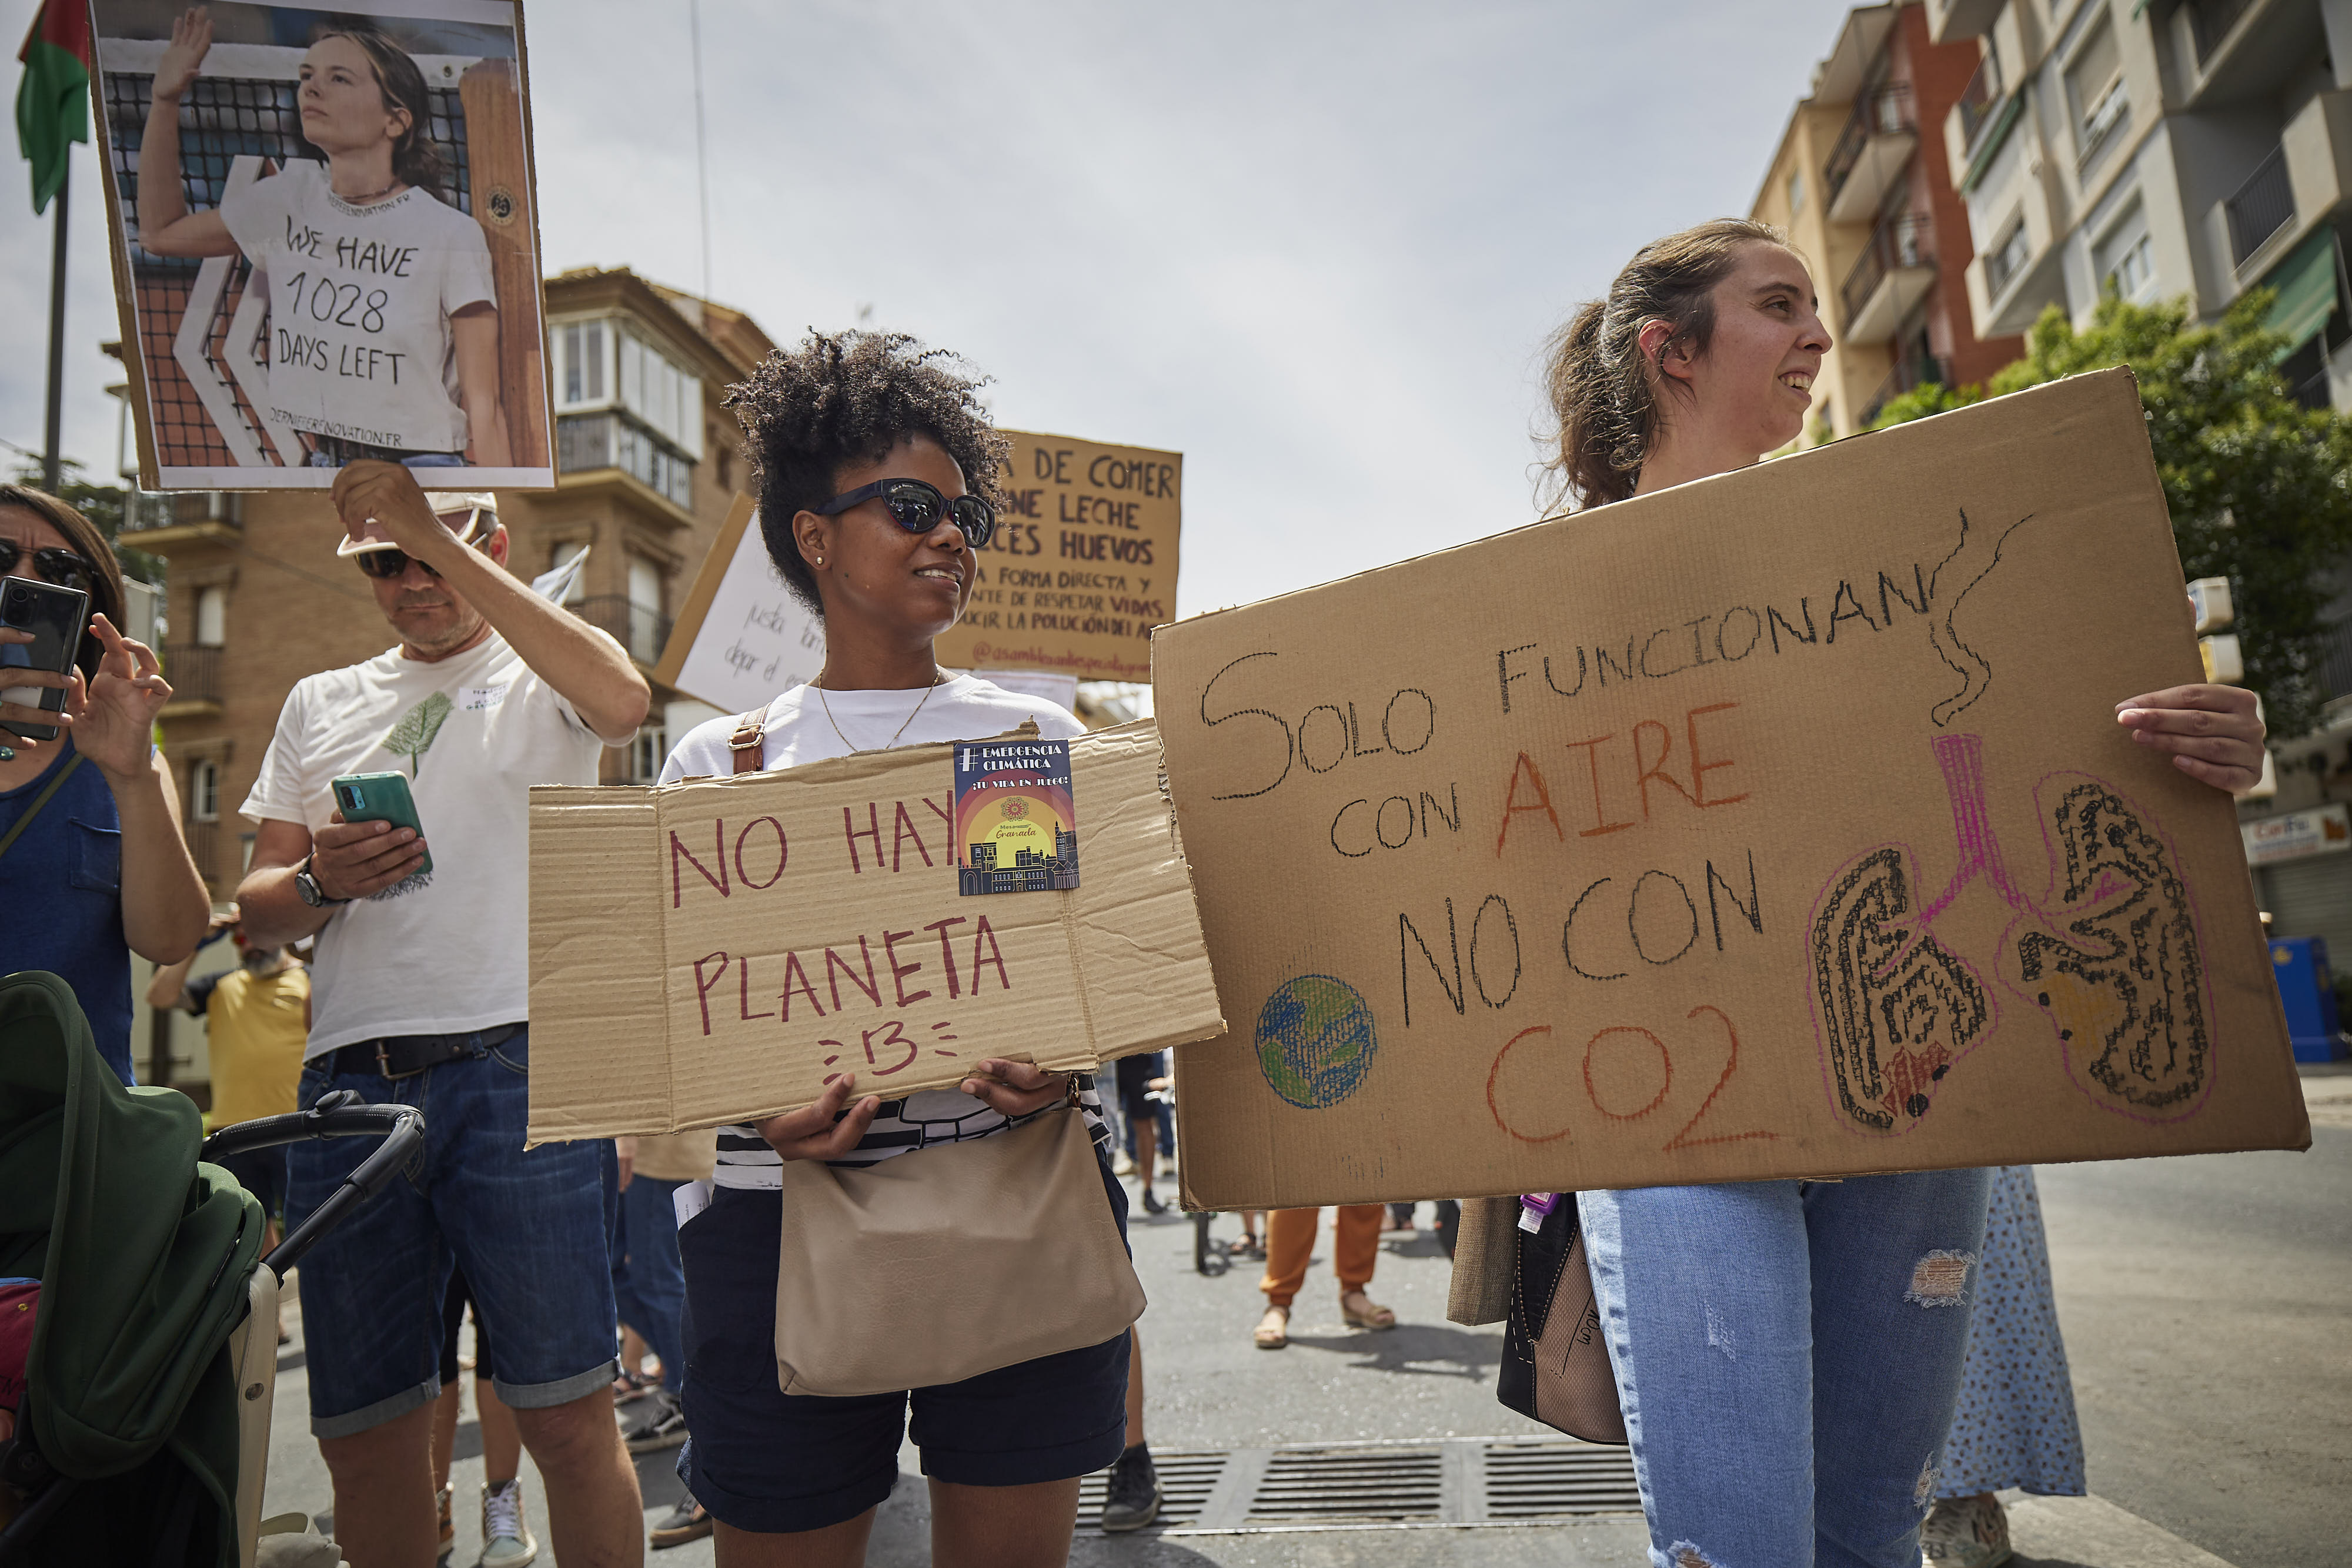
[1,0,1867,614]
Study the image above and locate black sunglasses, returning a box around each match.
[814,478,995,549]
[0,541,96,594]
[352,516,496,580]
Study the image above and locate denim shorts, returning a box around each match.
[285,1026,620,1437]
[677,1159,1132,1534]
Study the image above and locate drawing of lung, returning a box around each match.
[1809,846,1994,1134]
[2009,775,2211,1120]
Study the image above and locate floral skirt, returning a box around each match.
[1938,1165,2087,1497]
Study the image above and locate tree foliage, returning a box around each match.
[1872,290,2352,737]
[1867,379,1983,429]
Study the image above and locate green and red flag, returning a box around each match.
[16,0,92,215]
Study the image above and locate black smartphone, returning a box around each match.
[1,574,89,743]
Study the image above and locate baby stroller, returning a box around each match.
[0,971,422,1567]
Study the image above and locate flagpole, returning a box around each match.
[42,157,66,492]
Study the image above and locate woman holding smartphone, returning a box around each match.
[659,331,1138,1567]
[1540,220,2264,1568]
[0,486,209,1084]
[135,8,509,469]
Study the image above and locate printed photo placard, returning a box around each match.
[89,0,553,490]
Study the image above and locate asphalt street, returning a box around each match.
[253,1071,2348,1566]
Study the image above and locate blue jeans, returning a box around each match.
[286,1027,621,1437]
[612,1173,689,1395]
[1579,1169,1993,1568]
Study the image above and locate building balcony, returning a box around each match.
[2222,146,2296,275]
[2180,0,2326,111]
[2208,91,2352,308]
[1859,354,1952,427]
[574,594,674,667]
[1925,0,2004,46]
[1826,85,1920,225]
[1966,146,2067,336]
[557,413,696,513]
[159,644,223,720]
[118,491,239,550]
[1842,213,1937,344]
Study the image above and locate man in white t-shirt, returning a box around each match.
[219,161,498,460]
[236,462,649,1568]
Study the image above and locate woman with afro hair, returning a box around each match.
[657,331,1134,1565]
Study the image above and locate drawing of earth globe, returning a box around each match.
[1255,975,1377,1109]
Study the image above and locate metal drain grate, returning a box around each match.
[1078,1436,1639,1533]
[1483,1439,1645,1517]
[1247,1445,1444,1523]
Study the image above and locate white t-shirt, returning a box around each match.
[242,629,632,1058]
[219,162,497,454]
[660,676,1103,1188]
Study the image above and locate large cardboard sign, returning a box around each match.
[90,1,552,489]
[526,720,1224,1144]
[936,431,1181,681]
[1155,370,2310,1209]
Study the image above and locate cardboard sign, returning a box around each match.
[1154,370,2310,1209]
[934,432,1181,681]
[525,720,1223,1143]
[89,0,553,490]
[653,496,826,714]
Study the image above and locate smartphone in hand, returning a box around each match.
[332,771,432,878]
[1,574,90,742]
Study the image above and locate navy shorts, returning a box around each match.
[678,1158,1132,1534]
[213,1146,285,1219]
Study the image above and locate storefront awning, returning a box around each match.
[2260,229,2341,362]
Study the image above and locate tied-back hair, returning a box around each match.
[726,330,1010,618]
[306,28,447,199]
[1540,218,1787,511]
[0,486,128,681]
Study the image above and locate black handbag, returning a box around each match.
[1496,1196,1628,1445]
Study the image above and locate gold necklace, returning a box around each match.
[811,668,946,753]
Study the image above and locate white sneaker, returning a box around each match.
[1111,1152,1136,1176]
[480,1479,539,1568]
[1921,1493,2012,1568]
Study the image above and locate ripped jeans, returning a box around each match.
[1579,1169,1992,1568]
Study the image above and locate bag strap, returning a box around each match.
[0,751,85,865]
[727,710,767,775]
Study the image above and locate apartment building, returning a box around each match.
[113,268,775,1089]
[1930,0,2352,406]
[1752,2,2026,440]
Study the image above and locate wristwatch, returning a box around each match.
[294,854,349,908]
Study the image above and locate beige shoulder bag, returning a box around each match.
[771,1105,1147,1398]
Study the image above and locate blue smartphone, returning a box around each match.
[332,771,431,878]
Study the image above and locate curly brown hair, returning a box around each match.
[725,330,1010,618]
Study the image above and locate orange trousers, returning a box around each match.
[1259,1205,1384,1306]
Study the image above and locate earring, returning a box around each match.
[812,555,824,566]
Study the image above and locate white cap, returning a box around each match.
[334,493,500,559]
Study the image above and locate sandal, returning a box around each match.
[1253,1305,1290,1349]
[612,1369,657,1404]
[1340,1290,1396,1330]
[1235,1232,1266,1261]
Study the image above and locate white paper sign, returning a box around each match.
[664,507,826,714]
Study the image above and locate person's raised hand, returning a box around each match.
[330,460,455,563]
[755,1074,882,1161]
[306,807,427,901]
[2115,684,2266,793]
[75,614,173,783]
[153,8,214,102]
[958,1059,1071,1119]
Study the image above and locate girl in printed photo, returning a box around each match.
[133,5,510,470]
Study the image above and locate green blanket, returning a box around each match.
[0,969,263,1565]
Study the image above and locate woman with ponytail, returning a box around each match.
[1538,221,2264,1568]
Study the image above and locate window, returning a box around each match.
[629,726,668,783]
[559,320,606,407]
[2097,207,2157,301]
[191,759,219,823]
[1987,218,2033,296]
[2066,22,2127,163]
[625,556,666,664]
[614,326,703,458]
[1787,169,1806,218]
[195,585,226,647]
